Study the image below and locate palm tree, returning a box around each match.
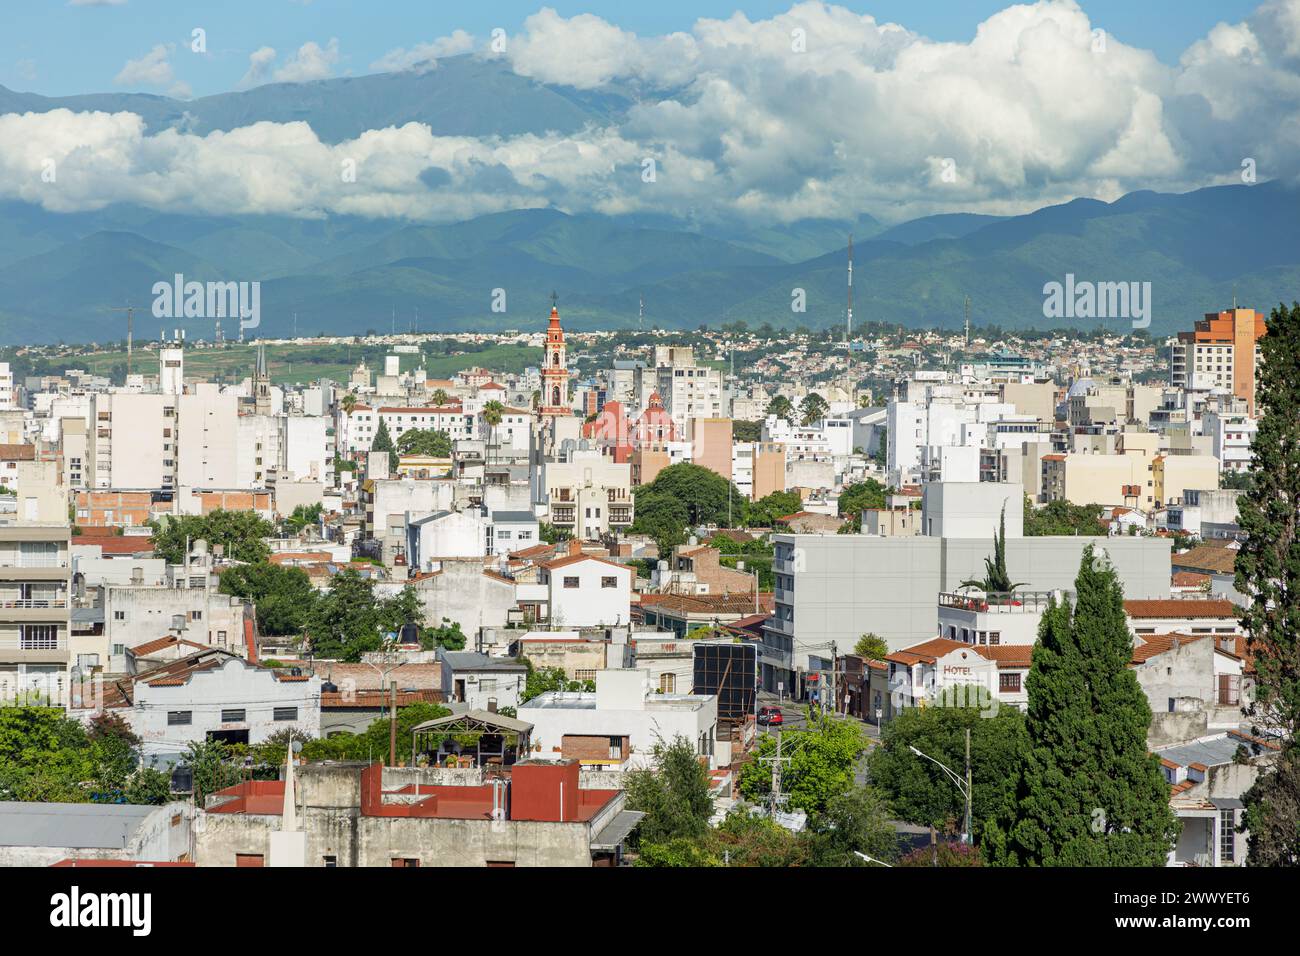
[799,392,829,426]
[341,392,357,415]
[483,400,504,465]
[766,394,794,423]
[431,388,450,407]
[959,503,1025,599]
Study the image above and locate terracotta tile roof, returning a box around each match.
[129,635,208,657]
[971,644,1035,668]
[320,689,442,708]
[1172,570,1211,587]
[1124,598,1239,619]
[885,637,973,666]
[1172,544,1239,575]
[542,553,630,572]
[510,543,557,560]
[74,534,155,554]
[639,592,765,616]
[1130,632,1211,664]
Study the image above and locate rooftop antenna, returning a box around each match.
[846,234,853,344]
[964,295,971,348]
[639,295,644,332]
[106,303,135,377]
[293,311,298,339]
[215,314,223,346]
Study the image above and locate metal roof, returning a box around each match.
[590,810,645,851]
[1156,735,1243,769]
[0,802,161,849]
[410,708,534,734]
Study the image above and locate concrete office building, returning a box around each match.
[764,482,1171,695]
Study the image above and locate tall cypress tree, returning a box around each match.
[370,418,398,473]
[1235,301,1300,865]
[1000,545,1177,865]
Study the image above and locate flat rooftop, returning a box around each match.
[0,802,161,849]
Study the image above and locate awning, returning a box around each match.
[1209,797,1245,810]
[590,810,645,851]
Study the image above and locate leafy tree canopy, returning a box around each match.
[150,509,275,565]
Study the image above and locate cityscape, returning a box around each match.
[0,0,1296,929]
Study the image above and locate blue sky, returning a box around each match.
[1,0,1263,98]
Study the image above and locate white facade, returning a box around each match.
[517,668,720,769]
[88,393,174,489]
[100,655,322,762]
[176,387,239,488]
[543,555,633,628]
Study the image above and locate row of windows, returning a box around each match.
[168,706,298,725]
[561,576,621,589]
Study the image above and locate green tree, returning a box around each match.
[634,837,723,867]
[302,567,387,661]
[766,395,794,423]
[626,735,714,847]
[632,463,748,549]
[538,521,572,545]
[732,420,763,442]
[396,427,452,458]
[853,633,888,660]
[799,392,829,426]
[746,490,803,528]
[806,787,898,866]
[992,546,1178,865]
[711,811,810,867]
[219,562,318,636]
[371,418,398,472]
[1235,301,1300,865]
[1023,496,1106,536]
[867,705,1027,846]
[1241,745,1300,866]
[149,509,275,565]
[86,712,141,797]
[739,714,865,815]
[420,618,467,651]
[182,739,242,803]
[483,400,505,463]
[836,479,888,532]
[959,504,1025,594]
[125,767,173,805]
[281,503,324,536]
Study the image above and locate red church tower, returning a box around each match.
[539,294,570,418]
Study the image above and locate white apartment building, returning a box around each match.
[176,386,240,488]
[279,415,333,484]
[651,346,723,435]
[541,552,633,628]
[87,392,175,489]
[542,448,634,539]
[1201,404,1256,475]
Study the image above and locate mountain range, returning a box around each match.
[1,62,1298,343]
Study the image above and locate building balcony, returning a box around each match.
[938,590,1066,613]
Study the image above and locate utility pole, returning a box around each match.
[389,679,398,767]
[830,641,838,717]
[759,729,792,818]
[107,304,135,377]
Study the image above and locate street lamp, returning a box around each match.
[908,731,973,845]
[852,850,893,867]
